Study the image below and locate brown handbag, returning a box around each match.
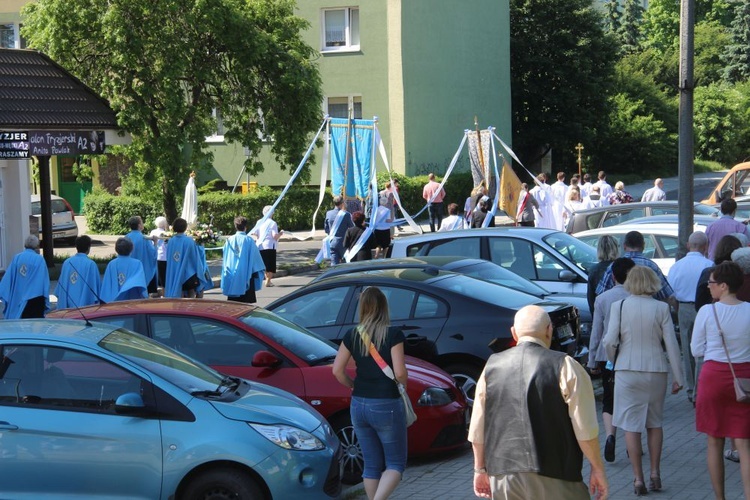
[711,304,750,404]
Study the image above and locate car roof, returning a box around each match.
[570,200,706,216]
[49,299,259,320]
[391,227,561,246]
[574,223,707,237]
[625,215,717,226]
[313,256,490,282]
[0,319,118,344]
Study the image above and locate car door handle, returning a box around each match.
[0,421,18,430]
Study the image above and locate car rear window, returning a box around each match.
[429,274,541,310]
[241,308,337,363]
[31,199,70,215]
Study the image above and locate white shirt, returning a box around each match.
[580,182,592,199]
[667,251,714,302]
[692,301,750,363]
[251,219,279,250]
[373,205,391,230]
[593,180,613,202]
[149,228,167,261]
[641,186,666,202]
[438,215,466,231]
[582,195,604,210]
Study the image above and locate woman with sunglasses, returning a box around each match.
[692,261,750,499]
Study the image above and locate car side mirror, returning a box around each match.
[252,351,282,368]
[558,270,577,282]
[115,392,147,416]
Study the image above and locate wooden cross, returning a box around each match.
[575,143,584,177]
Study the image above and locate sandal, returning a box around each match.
[649,474,662,491]
[633,479,648,496]
[724,449,740,463]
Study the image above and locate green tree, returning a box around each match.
[641,0,680,53]
[722,0,750,83]
[604,0,622,36]
[694,83,746,164]
[22,0,323,220]
[695,21,731,86]
[593,64,678,175]
[619,0,645,53]
[510,0,618,168]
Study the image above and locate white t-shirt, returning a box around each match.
[251,219,279,250]
[149,229,167,261]
[692,301,750,363]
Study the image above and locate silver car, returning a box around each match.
[31,194,79,245]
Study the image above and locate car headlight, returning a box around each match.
[249,423,325,451]
[417,387,453,406]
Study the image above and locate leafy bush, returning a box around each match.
[84,172,480,234]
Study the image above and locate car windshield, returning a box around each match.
[452,261,549,297]
[543,232,598,273]
[241,308,338,364]
[430,274,541,309]
[99,329,224,393]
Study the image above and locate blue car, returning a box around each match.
[0,320,341,499]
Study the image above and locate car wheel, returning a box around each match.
[181,468,265,500]
[332,414,364,485]
[445,363,482,433]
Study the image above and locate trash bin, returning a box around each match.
[241,181,259,194]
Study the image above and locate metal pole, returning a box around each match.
[38,155,54,267]
[677,0,695,260]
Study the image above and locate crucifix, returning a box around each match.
[575,143,584,177]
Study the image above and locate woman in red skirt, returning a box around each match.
[691,261,750,499]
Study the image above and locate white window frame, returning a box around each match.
[0,22,21,49]
[324,95,363,120]
[205,108,225,143]
[320,7,360,53]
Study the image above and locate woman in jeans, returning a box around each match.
[333,287,408,499]
[691,261,750,499]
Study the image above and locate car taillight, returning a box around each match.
[62,198,76,216]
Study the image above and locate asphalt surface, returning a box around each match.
[51,171,738,499]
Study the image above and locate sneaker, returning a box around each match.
[725,450,740,463]
[604,434,616,463]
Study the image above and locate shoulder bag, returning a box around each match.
[711,303,750,404]
[357,327,417,426]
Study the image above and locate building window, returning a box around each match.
[0,24,15,48]
[322,8,360,52]
[206,108,225,143]
[326,96,362,119]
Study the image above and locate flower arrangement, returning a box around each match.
[186,219,222,246]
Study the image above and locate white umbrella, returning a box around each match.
[181,171,198,229]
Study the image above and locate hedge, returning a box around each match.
[83,171,478,234]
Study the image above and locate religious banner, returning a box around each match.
[330,118,374,201]
[499,161,523,221]
[467,129,494,193]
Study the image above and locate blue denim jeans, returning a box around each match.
[351,396,408,478]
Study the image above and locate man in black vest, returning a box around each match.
[468,305,608,499]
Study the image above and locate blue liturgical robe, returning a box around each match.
[126,230,157,283]
[0,249,50,319]
[101,256,148,302]
[221,232,265,297]
[55,253,102,309]
[165,233,202,298]
[197,245,214,293]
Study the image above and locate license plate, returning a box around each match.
[556,323,573,341]
[52,233,65,239]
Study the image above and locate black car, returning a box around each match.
[565,201,719,234]
[267,268,579,404]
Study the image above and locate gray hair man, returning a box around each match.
[667,231,713,403]
[469,305,608,499]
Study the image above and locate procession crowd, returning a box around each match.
[0,209,283,319]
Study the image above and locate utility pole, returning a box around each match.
[575,143,584,177]
[677,0,695,259]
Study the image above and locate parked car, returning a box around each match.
[564,201,719,234]
[49,299,467,484]
[0,319,341,499]
[702,161,750,205]
[573,223,708,277]
[623,214,719,227]
[267,267,580,409]
[31,194,78,244]
[312,256,591,352]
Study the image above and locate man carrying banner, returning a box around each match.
[516,183,539,227]
[423,173,446,232]
[321,195,354,266]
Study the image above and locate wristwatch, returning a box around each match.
[474,467,487,474]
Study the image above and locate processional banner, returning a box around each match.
[467,129,495,195]
[330,118,374,201]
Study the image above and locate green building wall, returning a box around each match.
[205,0,511,188]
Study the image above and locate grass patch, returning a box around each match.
[694,160,727,173]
